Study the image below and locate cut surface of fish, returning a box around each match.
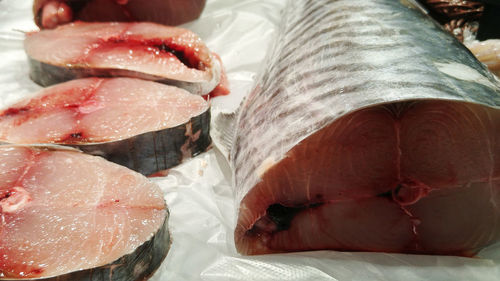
[0,78,211,175]
[33,0,207,29]
[25,21,221,95]
[0,145,169,279]
[232,0,500,256]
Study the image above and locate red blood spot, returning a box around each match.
[148,170,169,177]
[1,107,30,117]
[392,178,431,206]
[59,132,88,144]
[84,37,203,70]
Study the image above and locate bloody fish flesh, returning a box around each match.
[0,145,169,279]
[0,78,211,175]
[24,21,222,96]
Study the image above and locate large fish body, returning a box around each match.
[0,78,211,175]
[0,145,169,279]
[24,22,222,96]
[232,0,500,255]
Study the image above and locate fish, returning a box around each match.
[24,21,223,96]
[0,145,169,279]
[230,0,500,256]
[33,0,207,29]
[0,77,211,175]
[467,39,500,77]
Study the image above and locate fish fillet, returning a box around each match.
[232,0,500,256]
[0,145,169,279]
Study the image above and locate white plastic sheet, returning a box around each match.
[1,0,500,280]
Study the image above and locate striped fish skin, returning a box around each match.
[0,78,211,175]
[24,22,222,96]
[232,0,500,255]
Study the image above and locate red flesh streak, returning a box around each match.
[0,80,104,143]
[0,263,45,279]
[77,36,205,71]
[148,170,170,178]
[0,150,46,278]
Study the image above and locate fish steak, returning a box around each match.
[0,145,169,279]
[0,78,211,175]
[25,22,222,96]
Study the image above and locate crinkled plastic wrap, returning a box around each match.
[1,0,500,280]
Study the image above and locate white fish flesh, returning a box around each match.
[24,22,222,96]
[0,78,211,175]
[0,145,169,279]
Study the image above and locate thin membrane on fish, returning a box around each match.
[232,0,500,256]
[0,78,211,175]
[0,145,169,279]
[24,21,222,95]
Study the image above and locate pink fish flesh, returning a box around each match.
[25,22,222,96]
[232,0,500,256]
[0,145,169,279]
[0,78,211,175]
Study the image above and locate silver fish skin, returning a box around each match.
[0,78,211,176]
[231,0,500,255]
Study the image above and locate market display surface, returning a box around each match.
[2,0,500,281]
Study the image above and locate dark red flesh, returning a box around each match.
[236,100,500,256]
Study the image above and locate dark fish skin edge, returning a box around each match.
[28,58,218,96]
[72,109,211,176]
[1,213,170,281]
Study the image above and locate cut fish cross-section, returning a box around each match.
[0,78,211,175]
[24,21,222,95]
[231,0,500,256]
[0,145,170,280]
